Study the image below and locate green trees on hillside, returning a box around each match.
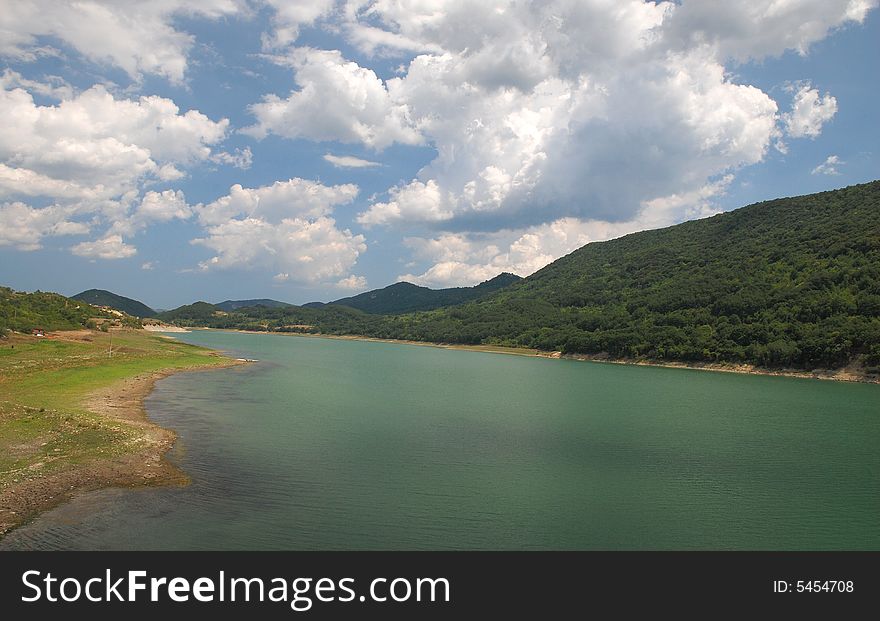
[366,181,880,369]
[149,181,880,371]
[0,287,143,333]
[0,288,100,332]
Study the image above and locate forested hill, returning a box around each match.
[0,288,134,332]
[327,272,522,314]
[370,181,880,369]
[155,302,220,323]
[215,299,292,312]
[72,289,156,317]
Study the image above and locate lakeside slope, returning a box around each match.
[158,181,880,377]
[0,329,240,537]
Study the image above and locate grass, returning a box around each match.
[0,329,229,490]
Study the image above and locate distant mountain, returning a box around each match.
[301,301,327,309]
[155,302,218,323]
[215,299,292,312]
[329,272,522,314]
[72,289,156,317]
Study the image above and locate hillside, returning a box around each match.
[0,287,134,332]
[152,182,880,373]
[329,272,522,314]
[367,181,880,370]
[72,289,156,317]
[155,302,221,324]
[215,299,292,312]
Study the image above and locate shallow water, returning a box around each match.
[3,330,879,550]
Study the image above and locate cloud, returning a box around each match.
[782,82,838,138]
[0,79,229,256]
[111,190,193,237]
[193,217,366,283]
[358,179,451,226]
[243,47,422,149]
[141,261,156,270]
[192,179,366,284]
[811,154,844,175]
[343,23,445,58]
[0,202,88,251]
[72,234,137,260]
[240,1,867,237]
[137,190,192,223]
[0,69,72,100]
[210,147,253,170]
[0,1,246,83]
[0,164,101,201]
[336,275,368,290]
[261,0,335,50]
[354,42,776,229]
[196,177,359,226]
[663,0,877,61]
[0,83,228,199]
[323,153,381,168]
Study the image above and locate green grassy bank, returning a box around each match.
[0,329,234,536]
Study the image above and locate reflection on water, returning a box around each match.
[3,331,880,550]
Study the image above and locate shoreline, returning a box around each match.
[188,327,879,384]
[0,343,243,539]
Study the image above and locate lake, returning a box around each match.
[3,330,879,550]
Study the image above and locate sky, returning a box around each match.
[0,1,877,309]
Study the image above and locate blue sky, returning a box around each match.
[0,1,877,309]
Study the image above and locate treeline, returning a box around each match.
[160,181,880,372]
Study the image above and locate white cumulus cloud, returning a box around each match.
[0,1,246,83]
[811,155,844,175]
[210,147,254,170]
[0,79,229,257]
[0,69,72,100]
[196,178,359,226]
[783,83,838,138]
[244,47,422,149]
[661,0,877,61]
[192,179,366,284]
[242,0,863,240]
[0,202,88,251]
[261,0,336,50]
[0,83,229,200]
[337,275,368,290]
[72,234,137,260]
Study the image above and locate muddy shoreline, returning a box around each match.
[0,357,243,539]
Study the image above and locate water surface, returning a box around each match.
[3,330,879,550]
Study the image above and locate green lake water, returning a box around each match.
[3,330,879,550]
